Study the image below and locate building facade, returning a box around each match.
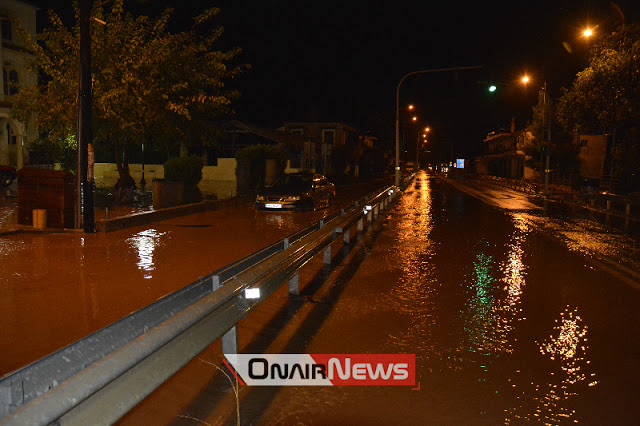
[477,129,536,180]
[0,0,37,169]
[280,122,359,176]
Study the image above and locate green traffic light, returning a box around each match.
[488,85,497,92]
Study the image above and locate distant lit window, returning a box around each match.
[1,18,11,41]
[322,129,335,145]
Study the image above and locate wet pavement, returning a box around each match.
[3,171,640,424]
[117,170,640,425]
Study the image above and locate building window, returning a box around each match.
[322,129,335,145]
[1,18,11,41]
[3,68,18,95]
[290,128,303,136]
[6,124,16,145]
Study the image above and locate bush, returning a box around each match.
[28,135,77,173]
[164,155,203,186]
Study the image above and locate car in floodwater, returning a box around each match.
[255,172,335,211]
[0,165,17,186]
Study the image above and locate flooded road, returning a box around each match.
[121,171,640,425]
[0,200,344,376]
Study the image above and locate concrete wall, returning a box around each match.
[91,157,302,198]
[578,135,607,179]
[92,159,239,197]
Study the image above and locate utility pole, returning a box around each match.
[542,81,550,197]
[78,0,94,232]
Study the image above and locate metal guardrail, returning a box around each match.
[479,175,539,194]
[476,174,639,232]
[0,185,400,425]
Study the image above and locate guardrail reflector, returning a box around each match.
[245,288,261,299]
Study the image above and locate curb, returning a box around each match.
[95,196,249,233]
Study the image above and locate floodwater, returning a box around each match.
[120,170,640,425]
[0,180,386,377]
[0,203,330,376]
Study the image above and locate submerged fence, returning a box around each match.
[0,185,400,426]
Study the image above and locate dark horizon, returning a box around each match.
[30,0,640,161]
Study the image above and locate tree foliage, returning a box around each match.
[556,24,640,134]
[556,24,640,189]
[164,155,203,186]
[12,0,246,189]
[525,89,578,177]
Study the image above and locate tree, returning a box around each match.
[525,89,578,179]
[12,0,246,198]
[556,23,640,190]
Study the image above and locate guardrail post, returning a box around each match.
[343,228,350,244]
[213,273,238,353]
[319,219,324,229]
[212,275,220,292]
[373,205,379,219]
[367,210,372,223]
[222,326,238,355]
[606,200,611,211]
[357,218,363,232]
[323,246,331,264]
[284,237,289,249]
[626,203,631,216]
[289,273,299,295]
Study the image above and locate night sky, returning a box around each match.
[32,0,640,161]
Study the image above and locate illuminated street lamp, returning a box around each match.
[583,28,593,37]
[417,127,430,168]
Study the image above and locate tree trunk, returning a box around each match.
[113,138,136,204]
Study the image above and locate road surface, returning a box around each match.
[115,170,640,425]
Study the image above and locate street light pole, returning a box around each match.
[542,81,550,197]
[77,0,94,232]
[522,75,550,197]
[395,66,481,187]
